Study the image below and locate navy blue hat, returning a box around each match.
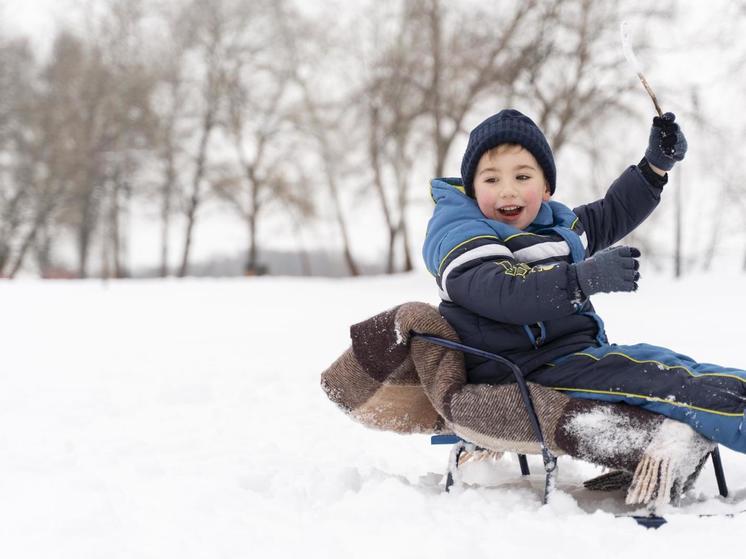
[460,109,556,197]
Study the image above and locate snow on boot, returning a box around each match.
[555,400,715,507]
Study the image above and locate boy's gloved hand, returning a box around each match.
[573,246,641,297]
[644,112,687,172]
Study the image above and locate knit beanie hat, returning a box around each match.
[460,109,556,198]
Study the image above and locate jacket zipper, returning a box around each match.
[523,322,546,348]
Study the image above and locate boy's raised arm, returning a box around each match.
[574,113,687,255]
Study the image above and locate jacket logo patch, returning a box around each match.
[496,261,557,278]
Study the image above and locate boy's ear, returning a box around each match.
[542,183,551,201]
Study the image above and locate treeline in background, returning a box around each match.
[0,0,744,279]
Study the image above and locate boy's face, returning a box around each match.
[473,144,551,230]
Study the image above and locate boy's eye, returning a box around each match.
[484,177,497,183]
[516,174,531,181]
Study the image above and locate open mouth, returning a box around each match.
[497,205,523,218]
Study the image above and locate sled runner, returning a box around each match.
[432,433,727,499]
[430,433,729,529]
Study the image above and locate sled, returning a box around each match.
[321,303,737,530]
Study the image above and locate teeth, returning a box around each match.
[500,206,520,211]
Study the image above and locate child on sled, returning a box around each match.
[423,108,746,453]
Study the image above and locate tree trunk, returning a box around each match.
[334,191,359,275]
[178,191,198,278]
[100,211,111,281]
[178,110,214,278]
[0,245,9,277]
[112,180,122,278]
[368,103,396,273]
[400,220,413,272]
[315,128,358,276]
[292,62,358,276]
[315,127,358,276]
[160,152,176,278]
[393,150,413,273]
[428,0,447,178]
[77,197,93,279]
[77,161,102,279]
[246,211,259,274]
[112,176,130,279]
[0,180,33,276]
[326,166,359,276]
[8,174,63,279]
[242,160,262,275]
[290,209,311,276]
[9,225,40,279]
[35,223,53,279]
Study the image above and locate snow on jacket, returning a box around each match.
[422,165,664,383]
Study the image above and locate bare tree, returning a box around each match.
[33,11,154,279]
[274,1,361,276]
[421,0,564,178]
[40,32,109,278]
[1,0,704,278]
[213,0,307,275]
[0,34,95,279]
[159,0,289,278]
[173,0,229,278]
[94,0,157,279]
[0,37,37,276]
[350,0,569,273]
[149,4,192,277]
[356,2,431,273]
[522,1,667,152]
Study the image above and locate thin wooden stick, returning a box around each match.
[621,21,664,117]
[638,72,663,117]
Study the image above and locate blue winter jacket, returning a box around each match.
[422,165,664,384]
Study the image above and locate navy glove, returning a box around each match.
[572,246,641,297]
[644,112,687,172]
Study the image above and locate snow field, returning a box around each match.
[0,273,745,558]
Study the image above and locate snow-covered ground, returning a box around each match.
[1,272,745,558]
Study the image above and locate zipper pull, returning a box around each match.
[534,322,545,347]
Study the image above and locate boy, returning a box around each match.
[422,109,746,453]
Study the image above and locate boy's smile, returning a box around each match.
[473,144,551,230]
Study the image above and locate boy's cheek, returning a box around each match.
[475,193,494,214]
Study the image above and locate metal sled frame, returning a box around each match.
[413,333,729,529]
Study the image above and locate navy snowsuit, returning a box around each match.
[422,166,746,453]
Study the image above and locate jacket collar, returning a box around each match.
[430,178,573,233]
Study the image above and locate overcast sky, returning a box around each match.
[0,0,743,273]
[2,0,64,41]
